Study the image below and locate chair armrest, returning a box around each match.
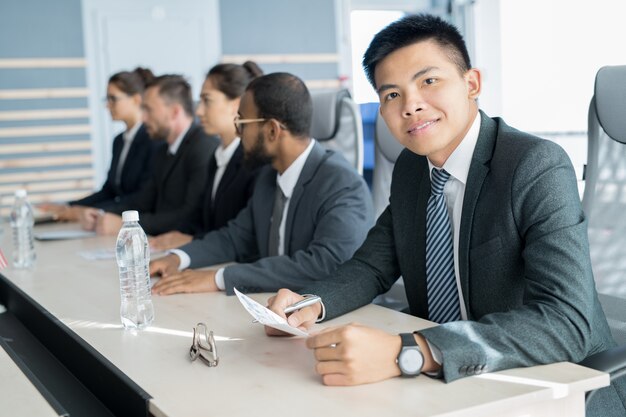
[579,345,626,382]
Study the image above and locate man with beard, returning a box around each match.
[149,72,374,296]
[81,75,219,236]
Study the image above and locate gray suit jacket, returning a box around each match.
[178,141,374,295]
[302,113,623,415]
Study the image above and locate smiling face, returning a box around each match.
[375,40,480,167]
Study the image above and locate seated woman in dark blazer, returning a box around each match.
[149,61,264,250]
[40,67,164,221]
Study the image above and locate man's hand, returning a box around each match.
[265,288,321,336]
[151,269,218,295]
[307,325,441,386]
[39,203,84,222]
[149,254,181,278]
[80,208,101,231]
[95,213,123,235]
[306,323,403,386]
[149,231,193,251]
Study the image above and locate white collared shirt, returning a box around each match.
[212,137,241,201]
[115,121,142,186]
[426,112,481,321]
[274,139,316,256]
[168,124,191,156]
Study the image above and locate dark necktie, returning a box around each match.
[268,186,287,256]
[426,168,461,323]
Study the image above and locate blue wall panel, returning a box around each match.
[256,63,339,80]
[0,0,84,58]
[220,0,337,54]
[0,68,88,90]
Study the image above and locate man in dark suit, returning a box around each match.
[264,15,624,416]
[82,75,219,235]
[149,72,374,296]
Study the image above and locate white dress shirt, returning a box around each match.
[114,121,142,187]
[211,137,240,201]
[168,125,190,156]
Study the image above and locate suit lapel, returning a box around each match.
[215,145,243,201]
[203,156,218,227]
[109,133,124,192]
[120,125,145,185]
[458,111,497,319]
[405,157,430,319]
[283,142,327,254]
[160,125,195,183]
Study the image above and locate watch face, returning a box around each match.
[400,348,423,374]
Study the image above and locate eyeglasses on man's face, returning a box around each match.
[233,116,267,135]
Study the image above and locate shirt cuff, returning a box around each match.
[424,337,444,378]
[169,249,190,270]
[214,268,225,291]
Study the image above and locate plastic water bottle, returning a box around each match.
[10,189,36,268]
[115,210,154,329]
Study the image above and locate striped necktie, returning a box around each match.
[426,168,461,324]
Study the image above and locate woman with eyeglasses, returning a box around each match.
[40,67,164,221]
[149,61,264,251]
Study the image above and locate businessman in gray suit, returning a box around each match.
[265,15,624,416]
[150,72,374,296]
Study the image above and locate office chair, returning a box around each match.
[310,89,364,175]
[372,111,405,217]
[579,65,626,412]
[370,111,409,311]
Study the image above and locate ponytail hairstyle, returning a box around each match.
[207,61,263,99]
[108,67,155,95]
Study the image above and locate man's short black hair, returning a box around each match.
[147,74,194,117]
[363,14,471,89]
[246,72,312,138]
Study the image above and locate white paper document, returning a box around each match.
[234,288,309,337]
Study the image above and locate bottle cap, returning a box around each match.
[122,210,139,222]
[15,189,27,198]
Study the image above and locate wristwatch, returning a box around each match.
[397,333,424,377]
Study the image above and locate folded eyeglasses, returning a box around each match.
[189,323,219,367]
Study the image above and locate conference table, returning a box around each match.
[0,222,609,417]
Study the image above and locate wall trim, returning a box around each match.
[0,58,87,69]
[0,125,91,138]
[222,53,340,64]
[0,109,90,121]
[0,88,89,100]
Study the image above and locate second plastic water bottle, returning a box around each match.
[10,189,36,269]
[115,210,154,329]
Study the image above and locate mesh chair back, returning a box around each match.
[310,89,364,174]
[583,65,626,299]
[372,111,404,217]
